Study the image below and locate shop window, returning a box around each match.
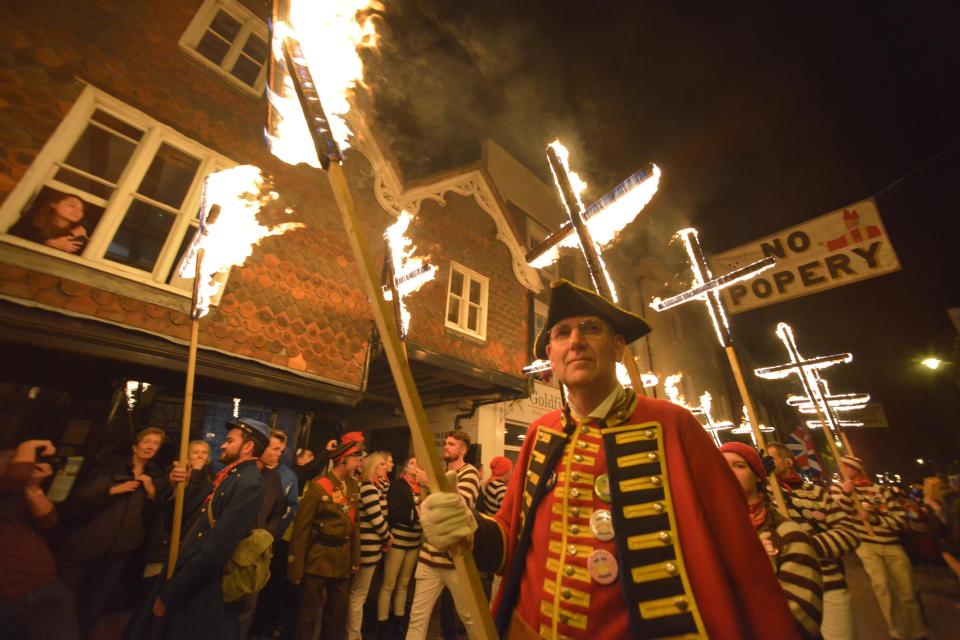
[445,261,489,340]
[179,0,269,96]
[0,86,235,296]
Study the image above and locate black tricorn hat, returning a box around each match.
[533,279,652,359]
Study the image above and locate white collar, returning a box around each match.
[569,384,625,422]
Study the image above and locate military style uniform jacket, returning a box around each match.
[159,458,264,640]
[474,386,799,640]
[287,471,360,582]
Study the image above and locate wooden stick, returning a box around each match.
[326,162,496,638]
[724,345,788,516]
[166,249,204,579]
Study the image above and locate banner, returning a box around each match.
[850,402,889,428]
[712,198,900,313]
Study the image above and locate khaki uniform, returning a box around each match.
[288,472,360,640]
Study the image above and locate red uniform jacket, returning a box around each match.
[476,393,799,640]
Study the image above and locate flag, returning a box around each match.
[788,427,823,478]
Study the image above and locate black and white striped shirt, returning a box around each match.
[358,480,390,566]
[479,479,507,516]
[831,482,906,545]
[763,512,824,640]
[387,476,423,551]
[780,479,860,591]
[419,463,480,569]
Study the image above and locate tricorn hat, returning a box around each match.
[534,280,652,359]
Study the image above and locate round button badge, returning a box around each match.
[588,549,619,585]
[590,509,615,541]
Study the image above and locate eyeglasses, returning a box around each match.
[549,319,608,343]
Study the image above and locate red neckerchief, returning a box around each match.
[853,478,873,487]
[778,471,804,489]
[403,473,421,495]
[203,461,241,505]
[748,498,768,529]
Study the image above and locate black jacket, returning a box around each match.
[58,455,163,563]
[256,467,285,540]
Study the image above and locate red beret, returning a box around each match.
[489,456,512,479]
[719,442,766,483]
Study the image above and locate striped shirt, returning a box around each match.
[419,463,480,569]
[387,476,422,551]
[831,482,907,545]
[358,480,390,566]
[760,511,824,640]
[780,479,860,591]
[479,479,507,516]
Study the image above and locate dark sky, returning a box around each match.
[364,0,960,473]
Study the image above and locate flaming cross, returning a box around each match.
[649,227,790,510]
[698,391,734,447]
[729,405,775,447]
[527,141,661,390]
[381,211,437,338]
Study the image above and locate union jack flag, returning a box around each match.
[787,427,823,478]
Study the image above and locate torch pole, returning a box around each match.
[724,345,788,516]
[166,248,204,580]
[325,162,497,638]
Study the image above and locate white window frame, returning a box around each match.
[444,261,489,341]
[0,84,236,299]
[178,0,269,97]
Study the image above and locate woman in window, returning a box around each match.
[8,190,90,254]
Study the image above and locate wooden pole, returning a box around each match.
[326,162,496,639]
[166,249,204,579]
[724,345,788,516]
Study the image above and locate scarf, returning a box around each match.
[402,473,421,496]
[748,498,768,529]
[778,470,803,488]
[853,478,873,487]
[203,460,241,505]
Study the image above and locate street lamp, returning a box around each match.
[916,458,926,465]
[921,358,943,370]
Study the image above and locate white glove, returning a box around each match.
[420,471,477,550]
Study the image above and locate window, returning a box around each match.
[525,216,558,280]
[503,421,527,464]
[0,85,235,295]
[445,262,489,340]
[532,299,547,351]
[179,0,269,96]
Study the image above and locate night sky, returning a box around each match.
[364,0,960,474]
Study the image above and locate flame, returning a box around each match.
[266,0,381,165]
[179,166,304,317]
[753,322,857,448]
[699,390,734,446]
[533,141,661,289]
[664,373,687,407]
[382,210,437,335]
[678,228,727,345]
[730,405,774,446]
[641,372,659,388]
[125,380,150,411]
[523,359,552,375]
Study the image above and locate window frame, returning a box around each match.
[444,261,489,341]
[178,0,269,97]
[0,84,236,299]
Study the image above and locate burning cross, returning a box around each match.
[527,141,661,389]
[650,228,775,346]
[698,391,734,447]
[754,322,858,453]
[381,211,437,338]
[729,405,775,446]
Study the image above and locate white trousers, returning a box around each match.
[346,564,378,640]
[378,546,419,620]
[404,563,477,640]
[820,588,856,640]
[856,542,925,640]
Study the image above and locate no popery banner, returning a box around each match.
[712,198,901,313]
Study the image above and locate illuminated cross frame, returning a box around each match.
[649,228,788,510]
[754,322,861,464]
[729,405,775,447]
[698,391,735,447]
[526,142,661,391]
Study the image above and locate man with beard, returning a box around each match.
[404,431,480,640]
[151,418,269,640]
[419,280,798,640]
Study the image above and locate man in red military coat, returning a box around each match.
[421,280,799,639]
